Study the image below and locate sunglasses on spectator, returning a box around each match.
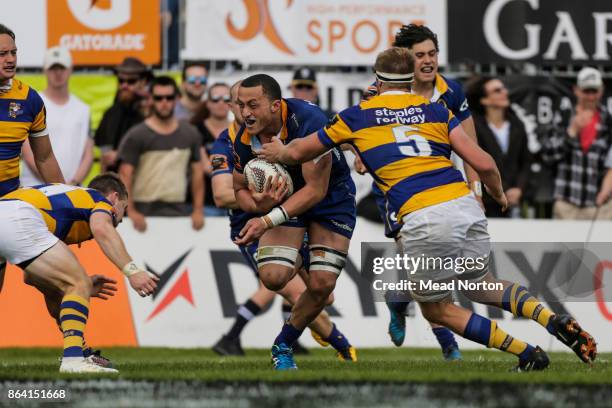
[153,94,176,101]
[187,75,207,85]
[209,95,231,103]
[294,84,314,90]
[118,77,139,85]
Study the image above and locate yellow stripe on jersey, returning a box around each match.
[0,78,48,196]
[318,92,469,220]
[1,184,114,245]
[375,157,455,193]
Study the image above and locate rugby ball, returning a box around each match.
[244,158,294,197]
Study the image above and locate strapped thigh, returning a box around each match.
[256,246,299,270]
[309,245,347,275]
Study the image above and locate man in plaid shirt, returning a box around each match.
[542,67,612,219]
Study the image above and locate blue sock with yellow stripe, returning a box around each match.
[502,284,555,334]
[463,313,534,362]
[60,294,89,359]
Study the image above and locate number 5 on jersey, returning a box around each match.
[392,125,432,157]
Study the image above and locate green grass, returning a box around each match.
[0,347,609,384]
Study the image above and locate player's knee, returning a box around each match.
[259,268,291,292]
[308,273,337,302]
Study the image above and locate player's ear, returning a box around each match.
[108,191,119,205]
[270,99,281,112]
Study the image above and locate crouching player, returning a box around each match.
[0,173,158,373]
[232,75,357,369]
[259,47,597,371]
[210,84,348,358]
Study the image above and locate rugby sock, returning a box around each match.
[324,324,351,351]
[502,284,556,334]
[463,313,534,361]
[59,294,89,359]
[432,327,458,351]
[281,302,292,321]
[226,299,261,340]
[274,322,304,347]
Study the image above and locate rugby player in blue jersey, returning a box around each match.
[231,74,357,369]
[210,81,346,357]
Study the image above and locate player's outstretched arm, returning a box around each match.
[449,125,507,211]
[258,133,328,165]
[28,135,65,183]
[89,212,159,297]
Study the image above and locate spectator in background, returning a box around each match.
[191,82,231,216]
[466,76,531,217]
[118,76,204,232]
[95,57,149,172]
[175,61,208,121]
[289,67,335,118]
[21,46,93,186]
[597,148,612,208]
[541,67,612,219]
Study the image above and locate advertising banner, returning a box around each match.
[0,0,160,67]
[1,217,611,352]
[183,0,448,66]
[448,0,612,65]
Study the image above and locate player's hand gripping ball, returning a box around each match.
[244,158,294,197]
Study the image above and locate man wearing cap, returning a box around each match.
[94,57,149,172]
[289,67,335,119]
[21,46,93,187]
[542,67,612,219]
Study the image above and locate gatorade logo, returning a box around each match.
[226,0,294,55]
[47,0,160,65]
[67,0,131,30]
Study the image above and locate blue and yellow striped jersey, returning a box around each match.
[318,92,470,221]
[0,78,48,197]
[1,184,115,245]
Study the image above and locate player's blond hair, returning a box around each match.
[374,47,414,89]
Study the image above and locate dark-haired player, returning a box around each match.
[0,173,158,373]
[231,74,357,370]
[210,81,331,356]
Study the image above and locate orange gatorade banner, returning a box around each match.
[47,0,161,66]
[0,241,137,347]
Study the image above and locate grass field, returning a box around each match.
[0,347,610,407]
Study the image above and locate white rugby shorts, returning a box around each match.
[397,194,491,302]
[0,200,59,266]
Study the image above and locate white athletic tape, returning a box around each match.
[257,245,299,269]
[309,245,347,275]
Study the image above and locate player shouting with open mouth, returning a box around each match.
[231,74,357,370]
